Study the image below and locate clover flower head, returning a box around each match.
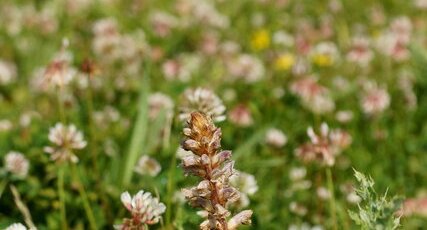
[115,190,166,229]
[5,223,27,230]
[179,87,226,123]
[134,155,161,177]
[360,82,391,116]
[295,123,351,166]
[265,128,288,148]
[4,151,29,178]
[44,123,86,163]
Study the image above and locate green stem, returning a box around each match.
[71,163,98,230]
[86,74,98,172]
[162,117,172,151]
[165,150,177,226]
[57,86,66,124]
[0,179,8,199]
[338,201,350,230]
[58,166,68,230]
[326,167,338,230]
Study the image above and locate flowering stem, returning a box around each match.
[326,167,338,230]
[58,166,68,230]
[70,163,98,230]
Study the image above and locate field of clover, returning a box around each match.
[2,0,427,229]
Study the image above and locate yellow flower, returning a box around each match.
[312,54,333,67]
[274,53,295,71]
[250,29,270,51]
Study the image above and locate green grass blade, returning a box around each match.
[120,68,150,188]
[233,127,267,160]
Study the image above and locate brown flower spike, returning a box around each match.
[181,112,253,230]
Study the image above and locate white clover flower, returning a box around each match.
[162,54,201,82]
[375,31,409,62]
[289,167,307,181]
[415,0,427,9]
[172,190,186,204]
[115,190,166,229]
[360,82,391,116]
[228,104,253,127]
[149,11,178,37]
[134,155,161,177]
[179,87,226,123]
[184,0,229,29]
[227,177,253,206]
[42,42,75,88]
[0,119,13,132]
[44,123,87,163]
[5,223,27,230]
[227,54,265,83]
[92,18,121,60]
[346,37,373,66]
[4,151,29,178]
[230,171,258,196]
[289,202,308,216]
[272,30,294,47]
[43,60,76,88]
[316,187,331,200]
[265,128,288,148]
[93,106,121,129]
[290,77,335,115]
[295,123,351,166]
[148,93,174,120]
[0,60,17,85]
[347,192,361,204]
[335,110,353,123]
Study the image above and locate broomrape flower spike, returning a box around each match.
[181,112,253,230]
[348,169,402,230]
[115,190,166,230]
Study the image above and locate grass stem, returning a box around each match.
[165,149,177,226]
[71,163,98,230]
[58,165,68,230]
[326,167,338,230]
[86,73,98,173]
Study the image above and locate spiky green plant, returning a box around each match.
[348,170,402,230]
